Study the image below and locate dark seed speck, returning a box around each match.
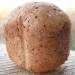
[25,18,27,21]
[32,48,34,51]
[39,44,43,47]
[35,7,38,9]
[28,20,29,22]
[44,24,46,28]
[54,50,56,52]
[23,25,26,28]
[35,16,37,19]
[17,28,19,31]
[53,8,57,10]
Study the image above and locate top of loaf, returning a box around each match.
[5,2,71,37]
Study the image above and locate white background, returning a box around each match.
[0,0,75,11]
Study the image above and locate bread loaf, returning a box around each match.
[4,2,71,72]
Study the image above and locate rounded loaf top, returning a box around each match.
[5,2,71,37]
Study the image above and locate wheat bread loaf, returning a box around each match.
[4,2,71,72]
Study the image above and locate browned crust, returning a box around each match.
[4,2,71,72]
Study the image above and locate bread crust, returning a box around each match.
[4,2,71,72]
